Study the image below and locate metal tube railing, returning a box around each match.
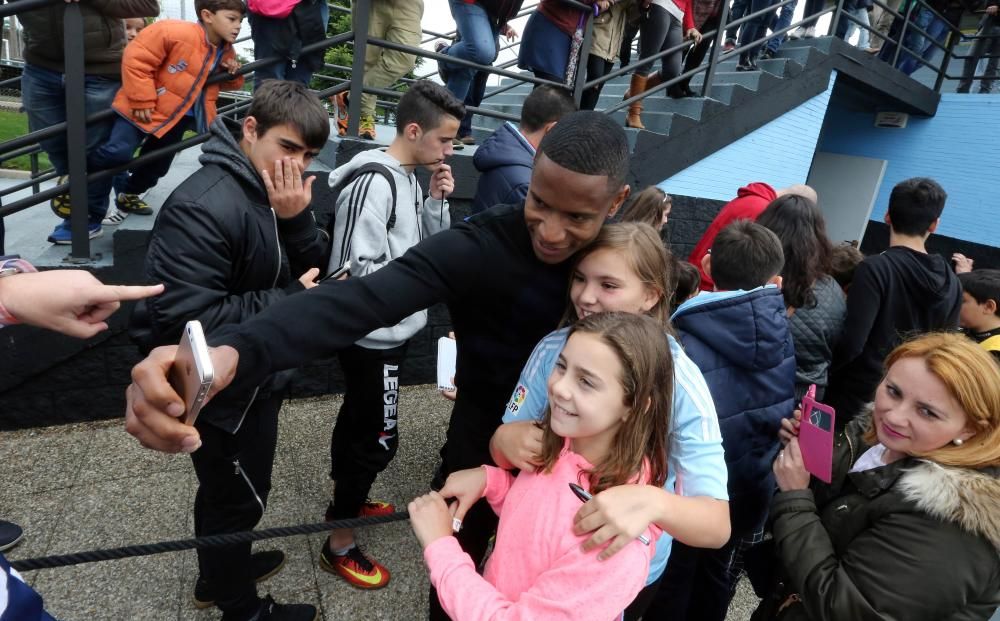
[0,0,988,254]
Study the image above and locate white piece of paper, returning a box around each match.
[437,336,457,392]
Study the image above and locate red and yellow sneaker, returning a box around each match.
[332,92,349,137]
[319,544,390,589]
[358,500,395,518]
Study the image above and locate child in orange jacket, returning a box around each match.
[92,0,245,219]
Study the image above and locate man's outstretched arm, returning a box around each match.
[126,222,485,452]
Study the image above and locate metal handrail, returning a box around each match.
[0,0,988,255]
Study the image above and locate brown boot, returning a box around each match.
[645,71,664,92]
[623,73,663,99]
[626,73,648,129]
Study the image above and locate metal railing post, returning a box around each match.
[572,11,596,107]
[346,0,370,137]
[829,0,845,36]
[934,28,958,92]
[29,152,39,195]
[62,2,89,261]
[702,0,732,97]
[892,0,917,67]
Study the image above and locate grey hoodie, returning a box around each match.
[327,148,451,349]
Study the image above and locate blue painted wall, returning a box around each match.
[657,74,836,201]
[817,93,1000,247]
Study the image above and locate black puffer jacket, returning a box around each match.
[16,0,161,76]
[788,276,846,400]
[756,414,1000,621]
[129,119,327,431]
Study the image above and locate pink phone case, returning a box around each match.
[798,394,836,483]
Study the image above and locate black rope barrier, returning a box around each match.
[9,511,410,572]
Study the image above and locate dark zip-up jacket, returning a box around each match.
[826,247,962,422]
[210,203,571,459]
[129,119,326,431]
[472,122,534,215]
[758,414,1000,621]
[672,286,796,534]
[16,0,161,76]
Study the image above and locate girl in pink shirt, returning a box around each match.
[409,312,672,621]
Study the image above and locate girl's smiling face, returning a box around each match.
[547,331,629,462]
[570,248,659,320]
[873,356,974,459]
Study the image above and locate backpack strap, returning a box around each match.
[320,162,398,274]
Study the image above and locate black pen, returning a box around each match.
[569,483,650,545]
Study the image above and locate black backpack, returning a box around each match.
[311,163,397,276]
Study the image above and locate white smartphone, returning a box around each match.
[168,320,215,426]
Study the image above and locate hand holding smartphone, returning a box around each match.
[168,320,215,426]
[319,260,351,283]
[798,388,836,483]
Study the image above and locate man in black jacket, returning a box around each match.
[825,177,962,426]
[124,111,631,619]
[129,81,328,621]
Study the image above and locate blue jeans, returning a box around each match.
[445,0,499,102]
[737,0,782,56]
[897,8,949,75]
[249,1,330,88]
[726,0,750,41]
[21,63,119,224]
[91,115,195,197]
[765,0,799,53]
[459,70,489,138]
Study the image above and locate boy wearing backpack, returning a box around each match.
[319,80,461,589]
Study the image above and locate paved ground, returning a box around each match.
[2,385,760,620]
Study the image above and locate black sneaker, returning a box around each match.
[193,550,287,609]
[0,521,23,552]
[116,192,153,215]
[257,594,317,621]
[222,595,317,621]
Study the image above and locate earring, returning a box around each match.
[952,438,964,446]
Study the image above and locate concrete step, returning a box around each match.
[605,109,700,136]
[775,44,830,70]
[481,91,717,121]
[690,69,781,91]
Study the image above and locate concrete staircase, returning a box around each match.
[466,43,831,186]
[466,37,939,187]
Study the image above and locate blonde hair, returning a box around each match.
[864,332,1000,468]
[562,222,675,327]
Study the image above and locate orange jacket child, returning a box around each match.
[112,19,244,137]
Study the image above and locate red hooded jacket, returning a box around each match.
[688,182,777,291]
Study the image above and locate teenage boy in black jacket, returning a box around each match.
[824,177,962,425]
[128,81,328,621]
[124,112,655,618]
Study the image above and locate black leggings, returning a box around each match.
[580,54,614,110]
[637,4,685,81]
[679,13,722,90]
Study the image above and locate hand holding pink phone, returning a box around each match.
[798,388,836,483]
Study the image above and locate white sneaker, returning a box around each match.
[804,26,817,38]
[790,26,808,39]
[102,207,128,226]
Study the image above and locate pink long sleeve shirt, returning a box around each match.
[424,445,661,621]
